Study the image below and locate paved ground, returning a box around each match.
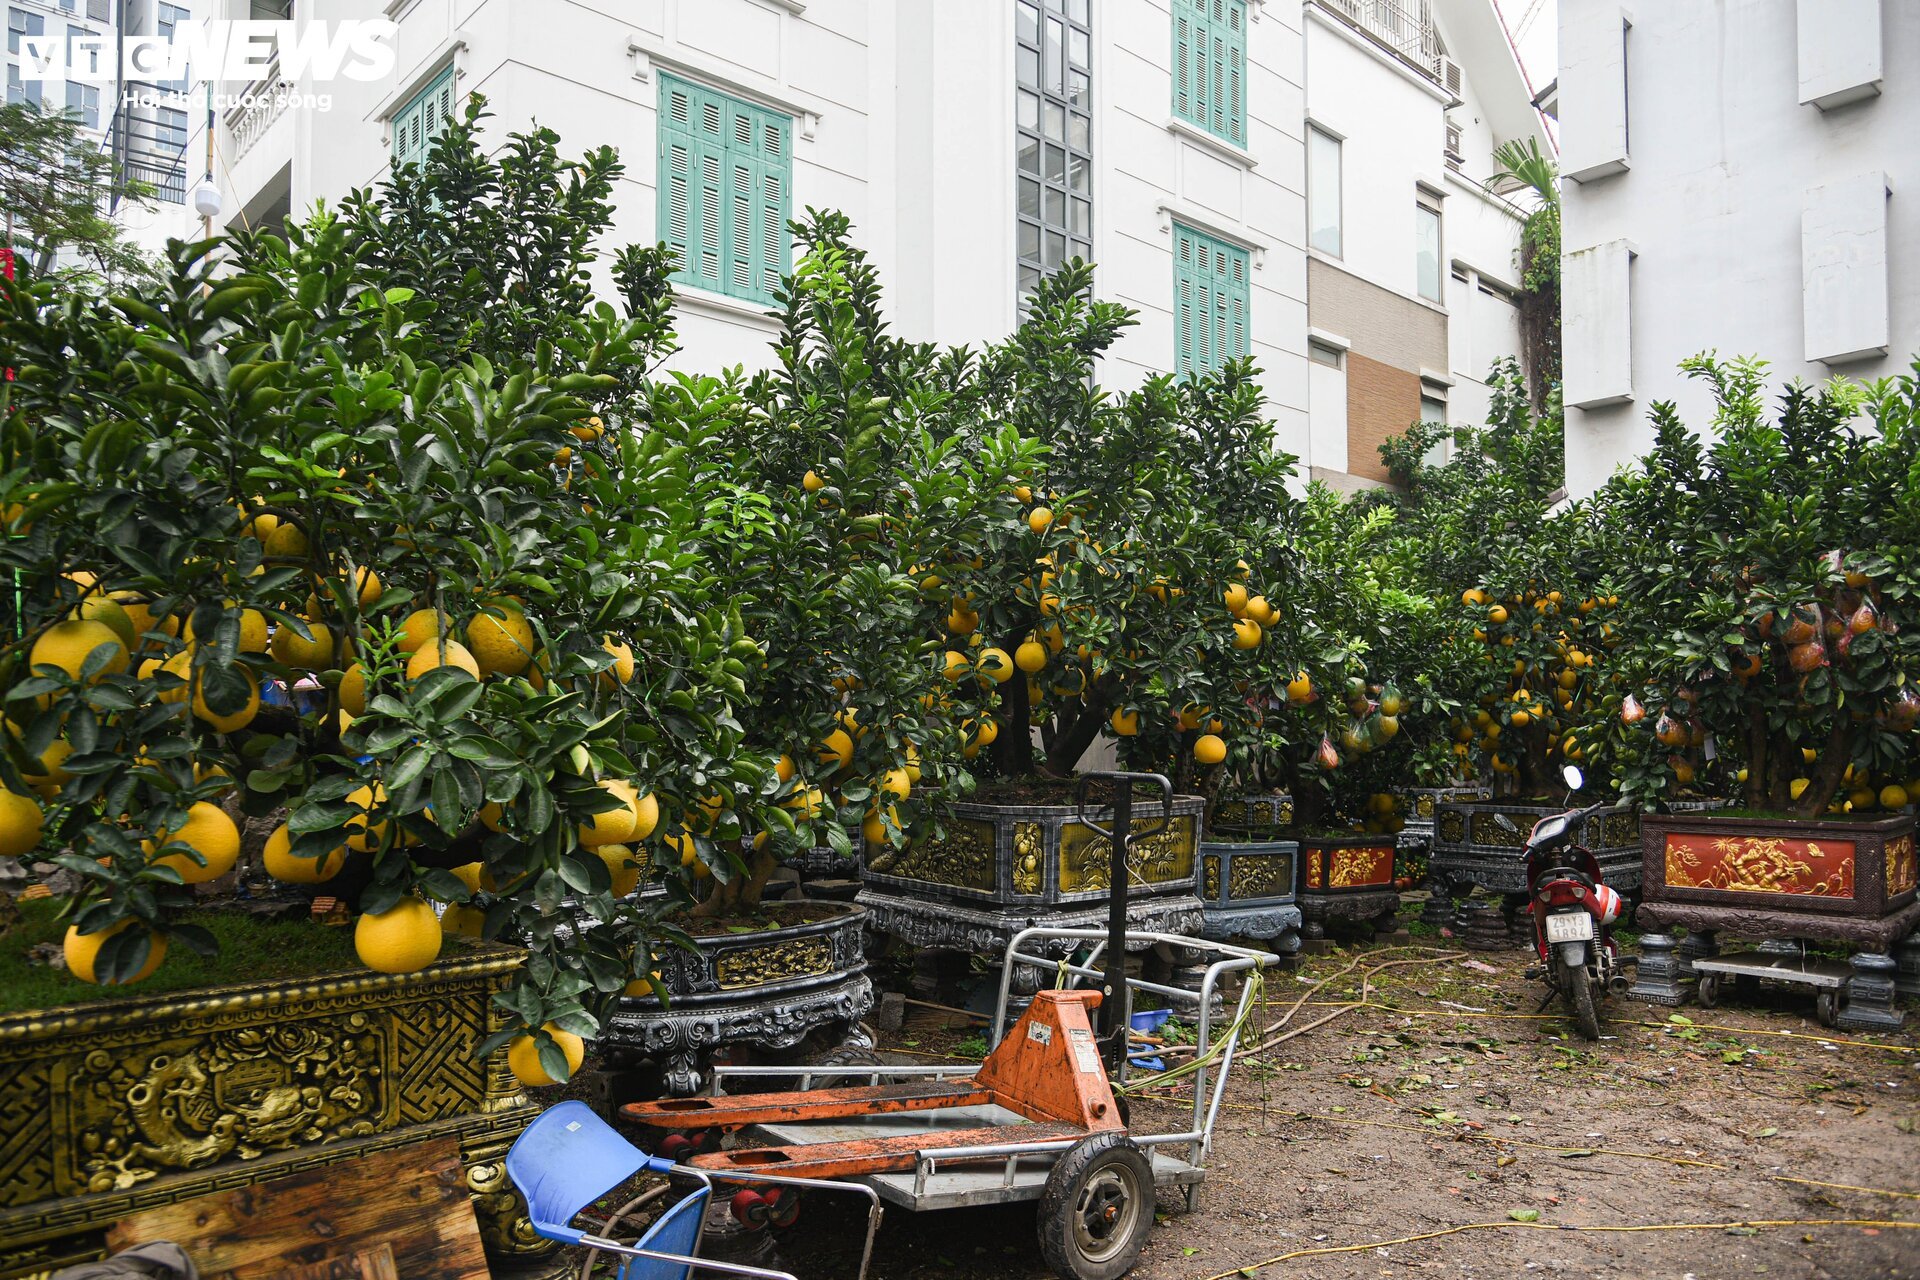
[714,938,1920,1280]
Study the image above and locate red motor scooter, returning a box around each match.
[1502,766,1627,1040]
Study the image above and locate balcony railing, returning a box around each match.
[1316,0,1447,83]
[226,59,292,161]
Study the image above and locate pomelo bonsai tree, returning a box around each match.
[1589,356,1920,816]
[921,266,1303,798]
[0,100,762,1084]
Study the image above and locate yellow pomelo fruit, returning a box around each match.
[1015,641,1049,674]
[600,637,636,687]
[1881,785,1910,810]
[1194,733,1227,765]
[1789,778,1812,801]
[1110,707,1140,737]
[342,566,382,609]
[466,604,536,676]
[578,778,643,848]
[975,647,1014,685]
[263,522,310,558]
[146,801,241,883]
[31,619,128,683]
[339,663,369,716]
[942,650,971,682]
[192,666,261,734]
[862,806,898,845]
[76,595,136,649]
[407,640,481,681]
[64,920,167,985]
[270,621,336,669]
[345,782,389,853]
[450,862,486,893]
[395,608,445,654]
[598,844,641,897]
[880,768,912,800]
[185,607,268,653]
[440,903,487,938]
[0,788,45,858]
[818,729,855,769]
[1223,583,1250,616]
[1028,507,1053,534]
[802,469,826,492]
[354,897,442,975]
[1232,618,1263,650]
[1246,596,1274,625]
[262,822,348,883]
[508,1022,586,1087]
[478,802,507,833]
[775,754,798,783]
[903,743,922,784]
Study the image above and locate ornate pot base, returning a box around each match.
[857,888,1205,958]
[1298,888,1402,941]
[601,902,872,1096]
[1197,838,1301,951]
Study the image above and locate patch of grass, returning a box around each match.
[953,1034,989,1059]
[0,897,423,1016]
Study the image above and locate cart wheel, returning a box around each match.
[1696,973,1720,1008]
[658,1133,693,1161]
[768,1188,801,1229]
[729,1189,769,1229]
[1037,1133,1155,1280]
[1816,989,1839,1028]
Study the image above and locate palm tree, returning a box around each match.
[1485,138,1560,410]
[1487,138,1558,209]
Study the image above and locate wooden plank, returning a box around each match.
[240,1243,398,1280]
[106,1138,488,1280]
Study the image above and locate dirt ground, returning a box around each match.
[716,933,1920,1280]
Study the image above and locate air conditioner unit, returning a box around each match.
[1437,56,1463,101]
[1444,120,1464,170]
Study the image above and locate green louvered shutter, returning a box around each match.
[660,73,791,304]
[1172,0,1246,148]
[1174,222,1249,375]
[391,64,455,173]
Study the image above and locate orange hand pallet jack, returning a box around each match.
[616,773,1275,1280]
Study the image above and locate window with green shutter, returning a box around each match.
[658,73,792,305]
[391,64,455,174]
[1173,222,1249,375]
[1171,0,1247,148]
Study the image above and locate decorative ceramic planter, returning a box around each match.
[1208,792,1294,840]
[1430,799,1642,896]
[1295,833,1402,940]
[1196,837,1301,949]
[0,946,556,1280]
[858,794,1206,957]
[1629,811,1919,1030]
[601,901,872,1096]
[1395,785,1491,845]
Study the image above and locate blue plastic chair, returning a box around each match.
[506,1101,796,1280]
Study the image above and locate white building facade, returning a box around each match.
[1558,0,1920,497]
[1300,0,1545,491]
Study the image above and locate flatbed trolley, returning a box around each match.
[509,773,1275,1280]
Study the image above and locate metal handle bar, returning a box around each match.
[576,1235,800,1280]
[1074,770,1174,840]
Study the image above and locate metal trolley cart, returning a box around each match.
[509,774,1273,1280]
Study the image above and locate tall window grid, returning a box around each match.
[657,73,792,306]
[389,65,454,174]
[1173,222,1249,375]
[1016,0,1091,301]
[1172,0,1246,147]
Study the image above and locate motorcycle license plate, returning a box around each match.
[1545,912,1595,944]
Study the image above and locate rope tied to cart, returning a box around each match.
[1114,966,1265,1095]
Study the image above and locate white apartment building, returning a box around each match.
[1301,0,1546,491]
[1557,0,1920,497]
[180,1,1542,480]
[2,0,193,266]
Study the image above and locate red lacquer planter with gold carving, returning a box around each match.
[1294,834,1402,942]
[1639,811,1919,949]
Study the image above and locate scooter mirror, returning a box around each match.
[1563,765,1585,792]
[1492,812,1519,833]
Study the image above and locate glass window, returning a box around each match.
[155,106,188,149]
[1308,126,1340,257]
[1416,203,1442,302]
[65,80,98,128]
[1308,340,1342,368]
[6,64,41,108]
[1016,0,1090,303]
[8,7,43,55]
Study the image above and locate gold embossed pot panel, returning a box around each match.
[0,946,555,1280]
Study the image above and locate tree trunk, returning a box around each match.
[1046,683,1109,777]
[1796,719,1852,818]
[993,657,1035,778]
[1743,704,1769,810]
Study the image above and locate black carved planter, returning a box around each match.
[1208,792,1294,840]
[1394,785,1490,846]
[600,902,872,1095]
[1196,837,1301,950]
[1430,798,1642,896]
[1295,833,1403,941]
[858,794,1206,957]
